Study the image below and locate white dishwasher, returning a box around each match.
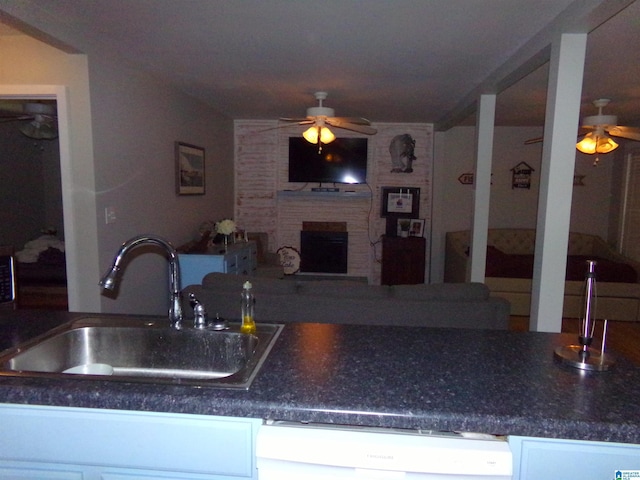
[256,422,512,479]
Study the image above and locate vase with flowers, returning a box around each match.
[215,218,236,251]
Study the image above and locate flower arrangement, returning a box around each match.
[215,218,236,236]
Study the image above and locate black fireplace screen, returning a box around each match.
[300,231,348,274]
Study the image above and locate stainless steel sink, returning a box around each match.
[0,316,283,389]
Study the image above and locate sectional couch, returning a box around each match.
[182,272,510,330]
[445,228,640,321]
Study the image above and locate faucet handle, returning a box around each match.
[188,292,199,309]
[189,293,208,329]
[189,293,228,330]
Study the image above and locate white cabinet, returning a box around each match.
[0,404,262,479]
[509,436,640,479]
[179,242,257,287]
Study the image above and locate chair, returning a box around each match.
[247,232,284,278]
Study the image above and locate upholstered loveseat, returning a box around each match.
[183,272,511,330]
[445,228,640,321]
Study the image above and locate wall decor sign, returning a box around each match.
[175,142,205,195]
[511,161,535,189]
[380,187,420,218]
[276,246,300,275]
[458,173,474,185]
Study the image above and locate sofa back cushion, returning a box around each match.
[488,229,536,255]
[390,282,489,300]
[298,281,391,299]
[201,272,300,295]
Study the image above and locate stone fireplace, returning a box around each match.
[300,222,348,274]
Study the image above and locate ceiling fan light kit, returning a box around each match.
[303,125,336,144]
[574,98,640,159]
[576,131,618,155]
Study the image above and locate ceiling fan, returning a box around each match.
[280,91,377,145]
[0,101,58,140]
[525,99,640,163]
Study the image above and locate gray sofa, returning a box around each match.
[183,273,511,330]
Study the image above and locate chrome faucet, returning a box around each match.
[100,234,184,329]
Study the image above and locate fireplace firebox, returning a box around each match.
[300,227,348,274]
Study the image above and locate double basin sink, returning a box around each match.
[0,316,283,389]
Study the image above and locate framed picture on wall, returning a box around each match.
[409,219,425,237]
[380,187,420,218]
[396,218,425,237]
[175,142,205,195]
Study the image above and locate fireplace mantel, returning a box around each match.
[277,190,371,199]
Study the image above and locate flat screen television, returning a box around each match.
[288,137,368,184]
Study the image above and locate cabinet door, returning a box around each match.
[381,236,426,285]
[0,404,260,479]
[224,253,239,274]
[0,466,83,479]
[236,244,257,275]
[510,436,640,480]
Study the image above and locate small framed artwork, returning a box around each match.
[175,142,205,195]
[380,187,420,218]
[409,219,425,237]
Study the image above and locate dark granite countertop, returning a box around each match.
[1,309,639,444]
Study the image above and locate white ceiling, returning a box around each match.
[1,0,639,129]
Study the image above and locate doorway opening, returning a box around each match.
[0,86,74,309]
[0,97,66,309]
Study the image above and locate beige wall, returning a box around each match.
[0,26,234,315]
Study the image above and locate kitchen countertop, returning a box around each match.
[1,309,639,444]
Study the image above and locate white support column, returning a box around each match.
[530,33,587,332]
[469,94,496,282]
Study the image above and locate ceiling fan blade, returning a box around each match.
[329,116,372,126]
[0,115,32,122]
[607,126,640,142]
[326,118,377,135]
[279,117,312,123]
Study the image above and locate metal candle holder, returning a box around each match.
[554,259,615,371]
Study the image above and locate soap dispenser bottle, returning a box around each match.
[240,281,256,334]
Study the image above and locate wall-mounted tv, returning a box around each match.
[288,137,368,184]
